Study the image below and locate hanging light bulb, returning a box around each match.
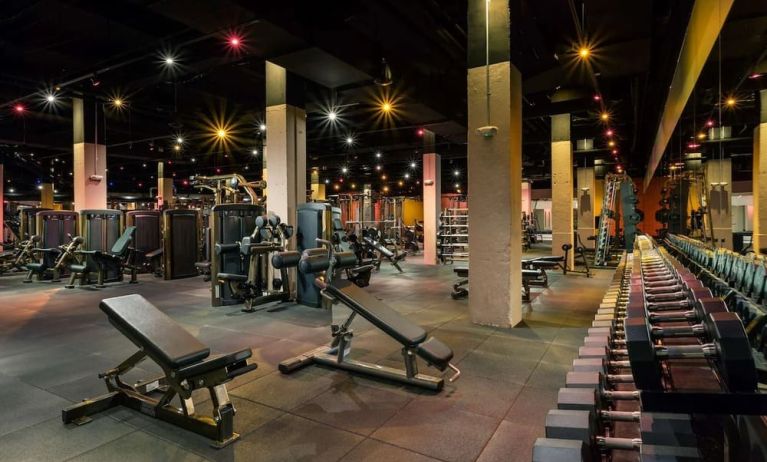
[374,58,393,87]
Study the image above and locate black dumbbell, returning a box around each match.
[535,409,700,461]
[625,312,757,392]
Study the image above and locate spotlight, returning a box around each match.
[13,103,24,114]
[608,140,615,148]
[174,145,181,151]
[381,100,392,113]
[725,97,736,108]
[216,128,227,139]
[383,186,389,192]
[417,128,424,136]
[376,165,382,171]
[454,170,460,177]
[578,46,591,59]
[404,173,410,179]
[375,151,382,158]
[593,94,601,101]
[112,98,124,108]
[706,120,714,127]
[228,35,242,48]
[327,111,337,121]
[454,183,460,188]
[45,94,56,103]
[381,174,387,180]
[191,157,196,163]
[398,180,404,187]
[611,149,618,155]
[351,183,356,189]
[324,179,330,184]
[176,137,183,144]
[341,166,348,174]
[334,184,340,191]
[600,112,609,122]
[605,129,614,137]
[164,56,175,66]
[749,73,763,80]
[697,132,706,140]
[252,149,258,155]
[345,136,354,145]
[410,162,416,169]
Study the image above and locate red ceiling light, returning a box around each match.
[593,94,601,102]
[706,119,715,127]
[687,142,700,149]
[417,128,424,136]
[13,103,25,114]
[605,129,614,137]
[227,34,242,48]
[611,149,618,155]
[748,73,763,80]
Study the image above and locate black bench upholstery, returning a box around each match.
[100,294,210,369]
[326,280,427,346]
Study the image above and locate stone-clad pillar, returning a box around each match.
[72,97,107,211]
[753,90,767,254]
[706,159,732,249]
[576,168,596,249]
[467,0,522,327]
[551,114,574,268]
[422,130,441,265]
[265,61,306,231]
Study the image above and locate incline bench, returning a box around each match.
[280,249,459,391]
[62,294,257,447]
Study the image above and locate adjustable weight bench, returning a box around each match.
[362,235,406,272]
[62,294,257,448]
[451,266,469,299]
[280,277,460,391]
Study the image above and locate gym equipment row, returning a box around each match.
[664,234,767,352]
[534,235,767,461]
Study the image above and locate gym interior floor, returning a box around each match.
[0,245,612,462]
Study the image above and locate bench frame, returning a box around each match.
[279,294,446,391]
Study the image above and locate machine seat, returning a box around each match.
[100,294,210,369]
[523,269,543,279]
[325,280,427,347]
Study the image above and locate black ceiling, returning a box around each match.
[1,0,765,200]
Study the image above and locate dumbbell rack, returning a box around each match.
[534,236,767,461]
[438,208,468,264]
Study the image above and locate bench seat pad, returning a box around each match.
[100,294,210,369]
[326,280,427,347]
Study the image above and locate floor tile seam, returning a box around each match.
[60,427,142,462]
[469,415,508,462]
[364,434,452,462]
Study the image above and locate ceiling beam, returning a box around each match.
[643,0,735,191]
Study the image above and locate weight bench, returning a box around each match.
[452,266,469,299]
[280,278,460,391]
[62,294,257,448]
[363,235,406,272]
[449,266,547,301]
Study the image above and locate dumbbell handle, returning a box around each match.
[651,324,705,338]
[605,373,634,382]
[645,292,687,302]
[648,309,697,322]
[602,389,640,401]
[600,410,641,422]
[596,436,642,450]
[646,299,692,310]
[657,343,717,359]
[644,284,684,294]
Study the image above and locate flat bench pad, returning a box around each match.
[100,294,210,369]
[326,280,427,346]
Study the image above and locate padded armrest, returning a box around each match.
[145,248,163,258]
[100,294,210,369]
[325,280,427,346]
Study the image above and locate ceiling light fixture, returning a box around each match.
[374,58,393,87]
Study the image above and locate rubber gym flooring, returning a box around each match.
[0,245,613,462]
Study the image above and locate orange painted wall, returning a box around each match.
[635,176,666,237]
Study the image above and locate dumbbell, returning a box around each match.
[535,409,700,461]
[558,374,638,413]
[587,296,726,347]
[625,312,757,392]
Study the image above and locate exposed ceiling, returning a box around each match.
[0,0,765,201]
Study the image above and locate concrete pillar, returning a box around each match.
[40,183,54,209]
[576,168,596,249]
[753,90,767,254]
[157,162,174,209]
[467,0,522,327]
[551,113,574,268]
[72,97,107,212]
[422,130,441,264]
[706,159,732,249]
[310,169,321,201]
[265,61,306,229]
[362,184,373,226]
[521,180,532,216]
